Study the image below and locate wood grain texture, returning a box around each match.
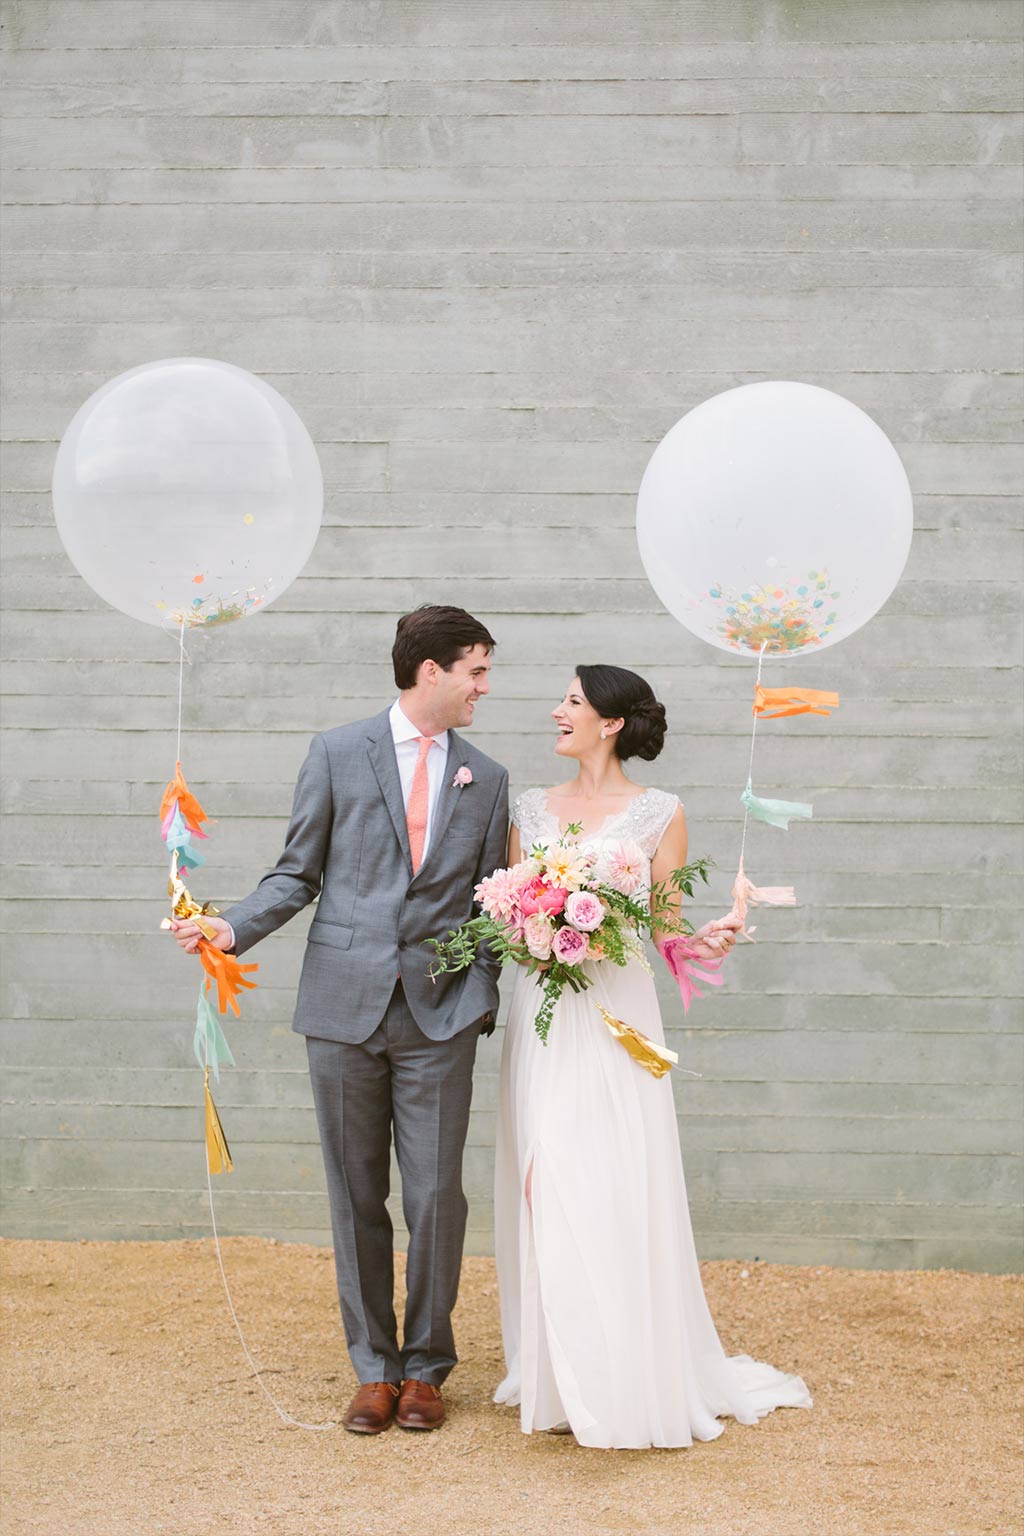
[2,0,1021,1268]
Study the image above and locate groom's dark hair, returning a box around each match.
[393,605,497,689]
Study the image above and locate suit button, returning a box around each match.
[405,891,415,901]
[399,939,408,950]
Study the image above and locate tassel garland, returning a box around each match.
[204,1066,234,1175]
[199,944,258,1019]
[194,986,236,1081]
[160,761,210,833]
[160,762,211,876]
[596,1005,686,1080]
[657,935,726,1014]
[728,856,797,940]
[160,758,258,1175]
[741,777,814,831]
[753,685,840,719]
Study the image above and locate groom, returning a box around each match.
[170,605,509,1434]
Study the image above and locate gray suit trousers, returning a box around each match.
[305,981,480,1386]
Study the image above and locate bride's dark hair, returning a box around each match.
[575,664,667,762]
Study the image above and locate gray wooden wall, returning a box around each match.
[2,1,1021,1272]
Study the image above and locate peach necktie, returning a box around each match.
[406,735,434,873]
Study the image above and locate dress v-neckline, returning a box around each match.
[542,787,652,842]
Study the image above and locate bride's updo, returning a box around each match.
[576,664,668,762]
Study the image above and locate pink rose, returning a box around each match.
[519,875,568,918]
[523,912,554,960]
[453,766,473,787]
[564,890,604,933]
[551,925,589,966]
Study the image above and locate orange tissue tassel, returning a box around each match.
[199,944,258,1019]
[160,761,210,833]
[753,685,840,719]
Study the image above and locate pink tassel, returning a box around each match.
[657,936,725,1014]
[729,856,796,940]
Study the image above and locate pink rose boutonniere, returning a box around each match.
[452,766,473,788]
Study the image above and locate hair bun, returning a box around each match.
[620,697,667,762]
[576,663,668,763]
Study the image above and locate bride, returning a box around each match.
[493,663,813,1449]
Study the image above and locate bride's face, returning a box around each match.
[552,677,608,758]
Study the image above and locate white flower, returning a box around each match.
[523,913,554,960]
[539,844,591,892]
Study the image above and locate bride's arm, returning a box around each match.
[649,803,688,936]
[651,805,741,958]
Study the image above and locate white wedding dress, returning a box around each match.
[493,787,812,1449]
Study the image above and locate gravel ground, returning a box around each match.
[1,1238,1020,1536]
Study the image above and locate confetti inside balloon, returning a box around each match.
[52,357,323,629]
[636,382,913,658]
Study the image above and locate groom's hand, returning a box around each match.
[167,915,234,956]
[690,915,742,961]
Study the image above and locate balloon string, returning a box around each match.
[180,629,333,1432]
[738,642,769,866]
[201,1044,335,1432]
[175,620,186,766]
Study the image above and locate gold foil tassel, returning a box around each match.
[596,1005,679,1080]
[160,849,221,941]
[204,1065,233,1174]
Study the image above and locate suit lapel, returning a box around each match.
[366,712,413,873]
[413,730,470,880]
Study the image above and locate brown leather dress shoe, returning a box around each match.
[395,1379,445,1431]
[342,1382,399,1434]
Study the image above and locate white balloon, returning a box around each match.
[53,358,323,629]
[636,382,913,658]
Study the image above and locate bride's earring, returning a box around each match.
[600,728,607,740]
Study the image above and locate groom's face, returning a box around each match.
[436,644,492,728]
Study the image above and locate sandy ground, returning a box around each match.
[1,1239,1020,1536]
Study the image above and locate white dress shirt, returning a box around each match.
[389,698,449,862]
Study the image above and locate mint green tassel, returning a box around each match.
[741,778,813,831]
[194,986,235,1081]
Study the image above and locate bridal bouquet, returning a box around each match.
[426,823,711,1045]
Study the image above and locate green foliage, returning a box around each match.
[649,855,714,938]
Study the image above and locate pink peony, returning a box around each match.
[564,890,604,932]
[523,912,554,960]
[604,840,645,896]
[551,925,589,966]
[519,875,568,918]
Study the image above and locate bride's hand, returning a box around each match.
[689,915,742,960]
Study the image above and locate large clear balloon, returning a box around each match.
[53,358,323,629]
[636,382,913,657]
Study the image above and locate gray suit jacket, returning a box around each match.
[223,709,510,1044]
